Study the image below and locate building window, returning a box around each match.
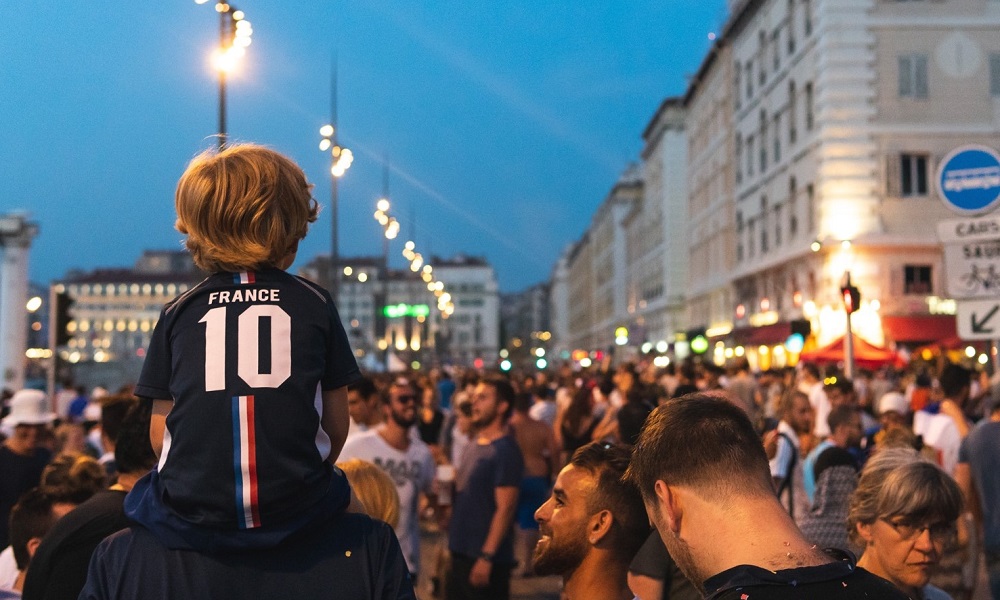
[804,0,812,36]
[899,54,929,99]
[735,133,743,183]
[900,153,929,196]
[806,183,815,233]
[772,29,781,71]
[788,0,797,54]
[788,80,797,144]
[759,110,768,173]
[773,113,782,163]
[735,67,742,109]
[737,212,745,262]
[775,203,784,247]
[746,61,754,99]
[904,265,932,294]
[991,54,1000,97]
[759,30,768,85]
[805,82,814,130]
[747,135,755,176]
[761,197,769,254]
[749,219,757,258]
[789,176,798,238]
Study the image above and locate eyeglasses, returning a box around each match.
[394,395,417,405]
[882,518,956,541]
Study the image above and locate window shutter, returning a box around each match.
[990,54,1000,97]
[885,153,901,198]
[914,55,928,98]
[899,55,913,97]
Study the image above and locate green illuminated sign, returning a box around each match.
[383,303,430,318]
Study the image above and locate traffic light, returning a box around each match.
[790,319,811,339]
[841,284,861,314]
[53,291,74,346]
[687,328,708,355]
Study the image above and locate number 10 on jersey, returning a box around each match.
[200,305,292,391]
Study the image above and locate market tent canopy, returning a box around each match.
[799,334,905,370]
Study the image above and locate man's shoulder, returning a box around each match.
[709,562,908,599]
[342,428,385,453]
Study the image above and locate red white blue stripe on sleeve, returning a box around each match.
[232,395,261,529]
[234,271,256,285]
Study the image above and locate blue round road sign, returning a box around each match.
[937,145,1000,215]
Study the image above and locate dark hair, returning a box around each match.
[564,386,593,434]
[9,488,55,569]
[571,442,650,560]
[780,389,810,419]
[824,377,854,396]
[939,363,971,399]
[115,401,157,475]
[827,405,859,433]
[481,375,516,421]
[351,376,380,402]
[801,362,821,380]
[41,454,106,504]
[625,393,774,503]
[100,393,138,446]
[513,392,533,414]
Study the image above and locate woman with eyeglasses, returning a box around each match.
[848,447,963,600]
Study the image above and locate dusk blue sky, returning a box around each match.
[1,1,727,292]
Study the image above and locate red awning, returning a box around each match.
[799,334,906,370]
[882,315,957,344]
[731,322,791,346]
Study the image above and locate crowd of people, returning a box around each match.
[1,144,997,599]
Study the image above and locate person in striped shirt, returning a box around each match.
[124,144,361,552]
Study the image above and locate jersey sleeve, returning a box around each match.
[134,308,172,400]
[321,299,361,391]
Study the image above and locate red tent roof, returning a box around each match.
[799,335,906,369]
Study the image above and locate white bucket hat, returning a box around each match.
[877,391,909,416]
[2,389,56,428]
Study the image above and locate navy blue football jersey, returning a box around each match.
[135,269,360,530]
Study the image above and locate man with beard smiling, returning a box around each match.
[340,377,436,584]
[626,394,909,599]
[532,441,649,600]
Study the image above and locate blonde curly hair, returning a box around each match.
[175,144,318,272]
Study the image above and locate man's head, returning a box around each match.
[384,377,420,429]
[825,377,856,409]
[781,390,814,435]
[625,395,775,586]
[877,391,910,431]
[799,362,821,383]
[828,405,863,449]
[174,144,318,272]
[939,363,971,404]
[98,393,137,453]
[2,389,55,456]
[534,442,649,578]
[471,376,515,429]
[9,488,57,571]
[115,401,157,477]
[348,377,382,427]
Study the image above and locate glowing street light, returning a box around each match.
[195,1,252,149]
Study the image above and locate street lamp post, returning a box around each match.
[318,64,354,300]
[195,0,252,149]
[374,198,399,371]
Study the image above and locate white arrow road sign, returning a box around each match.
[957,299,1000,340]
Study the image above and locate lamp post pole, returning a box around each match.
[218,9,228,150]
[195,1,250,149]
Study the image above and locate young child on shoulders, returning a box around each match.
[125,144,360,551]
